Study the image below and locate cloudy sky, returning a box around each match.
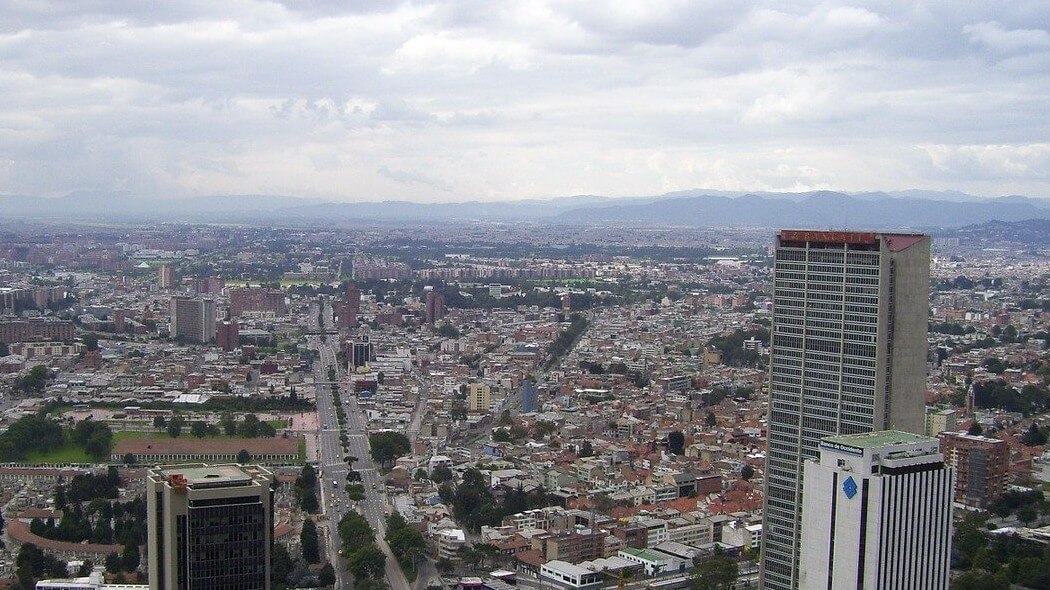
[1,1,1048,202]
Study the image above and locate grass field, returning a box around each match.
[25,444,92,464]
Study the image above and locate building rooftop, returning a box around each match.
[823,430,932,450]
[155,464,254,487]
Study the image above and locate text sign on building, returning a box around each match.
[820,441,865,456]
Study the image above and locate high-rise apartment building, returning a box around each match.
[425,289,446,325]
[468,383,492,413]
[799,431,953,590]
[217,320,239,352]
[761,230,930,590]
[147,464,273,590]
[346,283,361,319]
[925,407,957,437]
[349,335,374,369]
[158,265,176,290]
[938,431,1009,509]
[170,297,216,344]
[228,288,287,318]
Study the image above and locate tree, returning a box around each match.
[123,453,137,465]
[239,414,262,438]
[967,422,983,436]
[692,546,738,590]
[221,413,238,436]
[167,415,184,438]
[271,543,292,587]
[122,541,140,571]
[1020,423,1048,446]
[578,440,594,458]
[668,431,685,455]
[338,511,375,549]
[369,431,411,467]
[436,557,455,574]
[191,421,209,438]
[153,415,166,429]
[705,411,717,427]
[319,563,336,586]
[431,465,453,484]
[301,519,321,563]
[740,465,755,481]
[347,544,386,579]
[386,512,426,576]
[105,552,122,573]
[237,449,251,464]
[82,333,99,351]
[355,577,391,590]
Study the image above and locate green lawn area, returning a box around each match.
[114,430,241,442]
[24,443,91,464]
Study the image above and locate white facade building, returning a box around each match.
[798,431,953,590]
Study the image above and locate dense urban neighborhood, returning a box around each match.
[0,219,1047,590]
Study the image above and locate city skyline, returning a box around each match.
[1,2,1048,201]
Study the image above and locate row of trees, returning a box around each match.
[973,380,1050,415]
[545,313,588,368]
[385,513,426,581]
[294,464,320,513]
[338,511,389,589]
[153,412,278,438]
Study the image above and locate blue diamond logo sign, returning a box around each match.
[843,476,858,499]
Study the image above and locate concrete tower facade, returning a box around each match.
[760,230,930,590]
[147,464,273,590]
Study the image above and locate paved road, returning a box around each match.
[309,300,411,590]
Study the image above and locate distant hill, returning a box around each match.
[1,188,1048,228]
[553,192,1050,229]
[941,219,1050,246]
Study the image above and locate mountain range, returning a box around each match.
[1,189,1047,229]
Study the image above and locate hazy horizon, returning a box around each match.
[1,2,1048,202]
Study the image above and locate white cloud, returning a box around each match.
[0,1,1048,201]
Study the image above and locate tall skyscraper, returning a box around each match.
[760,230,930,590]
[170,297,216,344]
[799,431,953,590]
[147,463,274,590]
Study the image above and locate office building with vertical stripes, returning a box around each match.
[798,431,953,590]
[760,230,931,590]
